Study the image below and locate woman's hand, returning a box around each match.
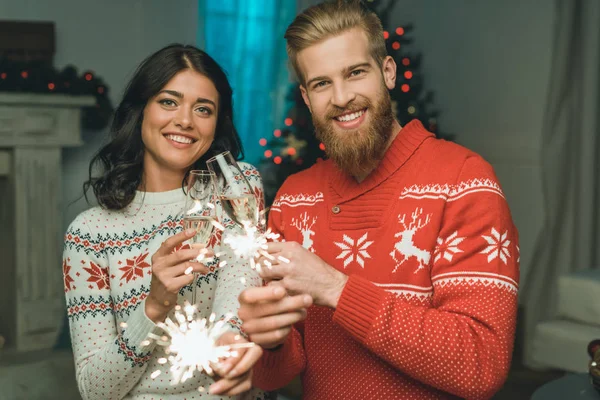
[145,228,213,323]
[209,331,263,396]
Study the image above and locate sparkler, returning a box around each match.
[208,208,288,274]
[222,222,283,273]
[146,303,254,386]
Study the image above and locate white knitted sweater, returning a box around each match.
[63,163,268,400]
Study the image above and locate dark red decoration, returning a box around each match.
[0,60,113,130]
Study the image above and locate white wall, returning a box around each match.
[0,0,199,231]
[386,0,554,289]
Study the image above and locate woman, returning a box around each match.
[63,44,266,399]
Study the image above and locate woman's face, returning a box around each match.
[141,69,219,179]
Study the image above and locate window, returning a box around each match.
[200,0,296,164]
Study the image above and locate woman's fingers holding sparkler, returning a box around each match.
[209,370,252,396]
[211,331,247,376]
[209,332,262,396]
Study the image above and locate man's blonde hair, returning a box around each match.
[284,0,387,85]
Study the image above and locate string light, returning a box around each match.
[273,129,282,138]
[259,138,267,146]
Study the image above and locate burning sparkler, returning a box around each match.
[222,222,283,272]
[209,208,288,273]
[145,303,254,385]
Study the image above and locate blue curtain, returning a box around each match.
[199,0,296,165]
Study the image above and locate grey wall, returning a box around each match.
[0,0,199,231]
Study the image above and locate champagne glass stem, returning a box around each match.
[192,272,197,305]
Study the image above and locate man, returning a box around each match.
[238,1,519,398]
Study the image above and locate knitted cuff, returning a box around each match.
[116,301,163,366]
[333,275,386,344]
[257,328,303,369]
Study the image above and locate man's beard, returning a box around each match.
[313,87,395,178]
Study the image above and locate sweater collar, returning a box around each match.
[328,119,434,203]
[131,187,186,205]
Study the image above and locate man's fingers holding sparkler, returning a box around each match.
[256,241,349,309]
[238,286,312,317]
[209,331,262,396]
[239,285,284,303]
[241,305,307,333]
[238,286,312,349]
[244,326,294,349]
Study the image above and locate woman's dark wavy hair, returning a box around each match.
[83,44,244,210]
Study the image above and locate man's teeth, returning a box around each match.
[336,110,365,122]
[166,134,194,144]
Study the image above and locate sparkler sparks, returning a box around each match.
[146,303,254,385]
[221,222,283,272]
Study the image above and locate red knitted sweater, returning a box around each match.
[253,120,519,400]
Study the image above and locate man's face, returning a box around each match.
[297,28,397,177]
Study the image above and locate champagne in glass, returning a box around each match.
[207,151,259,229]
[183,215,215,245]
[219,194,258,228]
[184,170,217,304]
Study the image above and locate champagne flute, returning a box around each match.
[206,151,260,229]
[183,170,218,305]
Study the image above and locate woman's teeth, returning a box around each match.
[165,134,194,144]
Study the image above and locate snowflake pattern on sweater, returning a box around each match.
[63,163,268,400]
[253,120,520,400]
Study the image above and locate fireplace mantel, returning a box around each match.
[0,93,95,351]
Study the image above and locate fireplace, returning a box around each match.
[0,92,94,351]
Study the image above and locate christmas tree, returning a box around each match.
[258,0,450,207]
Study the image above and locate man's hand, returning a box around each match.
[209,331,262,396]
[238,286,312,349]
[258,241,348,308]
